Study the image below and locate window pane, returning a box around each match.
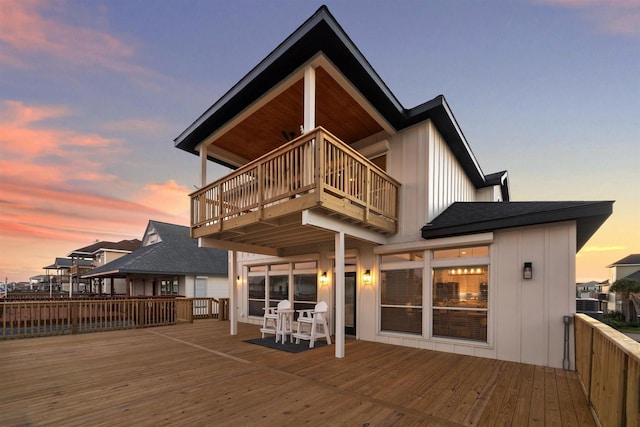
[248,300,266,317]
[294,274,317,302]
[381,307,422,334]
[433,267,488,308]
[381,252,423,264]
[433,310,487,341]
[248,276,265,298]
[270,264,289,271]
[433,246,489,259]
[269,275,288,301]
[381,269,422,306]
[294,261,317,270]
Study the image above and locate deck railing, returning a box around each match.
[190,127,399,235]
[0,298,226,340]
[574,313,640,427]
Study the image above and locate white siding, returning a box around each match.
[385,121,475,245]
[427,121,475,220]
[493,222,576,369]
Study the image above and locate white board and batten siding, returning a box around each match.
[493,222,577,369]
[386,120,476,244]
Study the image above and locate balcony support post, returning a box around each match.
[303,66,316,133]
[335,230,345,359]
[199,144,207,188]
[229,250,238,336]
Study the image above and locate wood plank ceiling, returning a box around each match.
[208,66,384,163]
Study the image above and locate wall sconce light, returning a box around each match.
[320,272,328,285]
[362,269,372,285]
[236,275,241,285]
[523,262,533,280]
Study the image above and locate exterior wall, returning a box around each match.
[611,265,640,282]
[181,275,228,298]
[233,221,577,369]
[385,120,476,245]
[493,222,577,369]
[475,186,502,201]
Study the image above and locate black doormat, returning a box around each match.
[244,336,329,353]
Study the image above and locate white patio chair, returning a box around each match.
[260,299,291,340]
[292,301,332,348]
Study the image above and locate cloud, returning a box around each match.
[102,118,171,135]
[0,0,163,85]
[0,100,124,186]
[0,99,191,281]
[137,180,191,220]
[578,245,626,253]
[536,0,640,37]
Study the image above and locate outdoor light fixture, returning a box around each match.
[523,262,533,280]
[362,269,372,284]
[320,272,328,285]
[236,275,241,284]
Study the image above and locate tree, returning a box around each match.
[609,278,640,325]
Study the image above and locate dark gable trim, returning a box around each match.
[174,6,487,188]
[421,201,613,251]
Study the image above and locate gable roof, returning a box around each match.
[68,239,141,257]
[83,221,228,278]
[421,201,613,251]
[608,254,640,267]
[174,5,493,189]
[622,270,640,282]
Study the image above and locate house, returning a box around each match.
[608,254,640,283]
[173,6,612,368]
[83,220,228,298]
[42,257,94,293]
[68,239,141,294]
[607,254,640,316]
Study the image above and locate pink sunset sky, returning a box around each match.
[1,0,638,283]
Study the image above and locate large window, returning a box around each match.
[247,261,317,317]
[160,279,179,295]
[432,246,489,342]
[380,253,423,334]
[248,275,266,316]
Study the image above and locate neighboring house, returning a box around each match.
[42,257,94,293]
[608,254,640,283]
[607,254,640,313]
[173,6,612,369]
[68,239,141,294]
[83,221,228,298]
[576,280,606,299]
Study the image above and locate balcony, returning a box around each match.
[190,127,399,251]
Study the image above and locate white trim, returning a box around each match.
[374,233,494,254]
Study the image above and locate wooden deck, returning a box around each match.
[0,320,596,426]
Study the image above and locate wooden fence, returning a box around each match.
[574,313,640,427]
[0,297,228,340]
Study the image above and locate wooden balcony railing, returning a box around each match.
[190,127,400,238]
[574,313,640,427]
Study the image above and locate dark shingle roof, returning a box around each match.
[421,201,613,251]
[622,270,640,282]
[608,254,640,267]
[82,221,227,278]
[68,239,141,257]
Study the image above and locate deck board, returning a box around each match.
[0,320,596,426]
